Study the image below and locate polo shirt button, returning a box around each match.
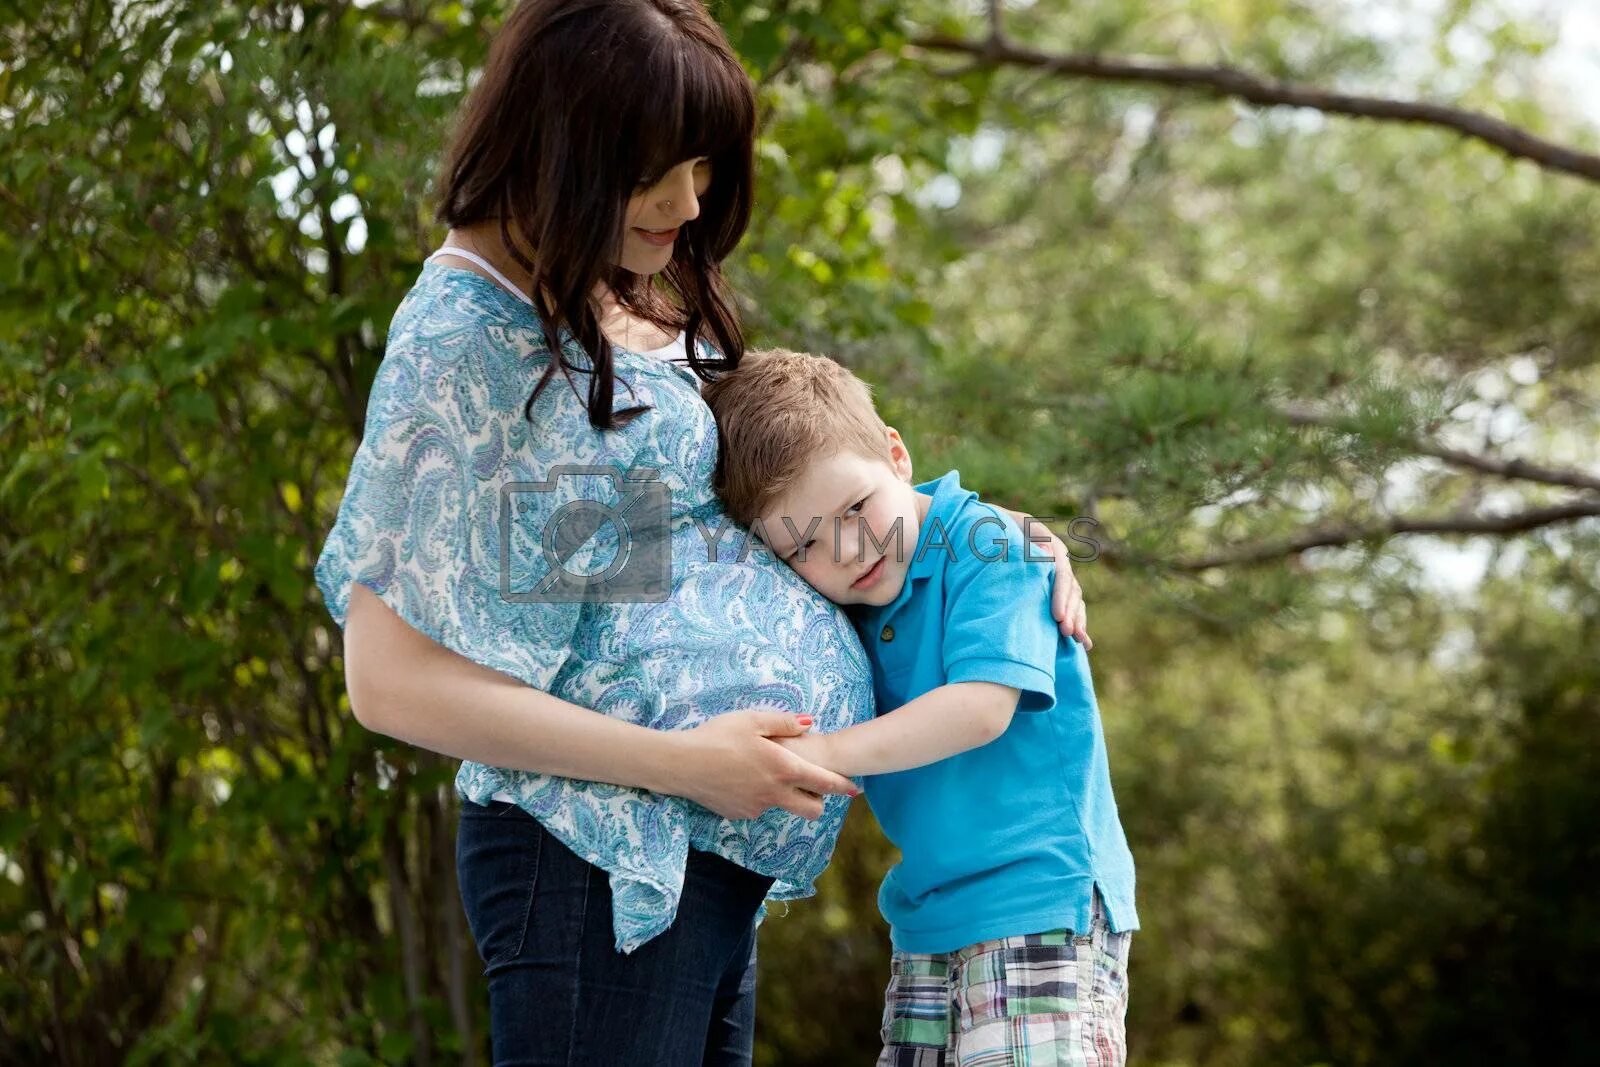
[880,625,895,642]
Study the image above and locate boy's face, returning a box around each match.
[755,428,932,607]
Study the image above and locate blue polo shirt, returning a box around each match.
[846,470,1138,953]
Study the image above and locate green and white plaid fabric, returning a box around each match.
[876,895,1131,1067]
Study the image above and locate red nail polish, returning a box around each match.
[797,716,813,726]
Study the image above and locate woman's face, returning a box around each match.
[620,157,713,275]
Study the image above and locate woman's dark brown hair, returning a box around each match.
[436,0,756,429]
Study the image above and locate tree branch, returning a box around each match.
[1279,404,1600,493]
[985,0,1005,44]
[907,33,1600,185]
[1173,496,1600,571]
[1407,441,1600,494]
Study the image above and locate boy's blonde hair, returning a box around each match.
[701,348,892,527]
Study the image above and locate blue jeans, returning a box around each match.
[456,797,774,1066]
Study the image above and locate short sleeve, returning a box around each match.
[940,506,1060,713]
[313,310,644,693]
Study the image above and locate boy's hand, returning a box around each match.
[665,710,858,820]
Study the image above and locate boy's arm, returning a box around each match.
[782,681,1021,777]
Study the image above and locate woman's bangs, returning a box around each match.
[634,37,754,184]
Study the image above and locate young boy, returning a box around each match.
[702,349,1138,1067]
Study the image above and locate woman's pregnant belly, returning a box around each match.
[491,503,873,896]
[608,515,873,739]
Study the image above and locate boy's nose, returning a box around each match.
[841,528,871,570]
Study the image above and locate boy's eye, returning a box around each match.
[845,497,868,516]
[783,539,814,562]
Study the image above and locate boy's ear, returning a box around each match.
[885,426,913,480]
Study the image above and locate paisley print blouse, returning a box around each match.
[314,263,874,952]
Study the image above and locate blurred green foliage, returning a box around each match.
[2,1,1596,1064]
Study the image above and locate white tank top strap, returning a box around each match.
[631,331,689,363]
[427,246,534,307]
[429,246,696,371]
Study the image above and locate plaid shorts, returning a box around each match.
[876,895,1132,1067]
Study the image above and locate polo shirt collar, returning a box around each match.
[909,468,972,579]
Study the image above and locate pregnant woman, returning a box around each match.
[313,2,1089,1064]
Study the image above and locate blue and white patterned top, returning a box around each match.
[314,262,874,952]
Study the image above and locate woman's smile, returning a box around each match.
[633,225,680,247]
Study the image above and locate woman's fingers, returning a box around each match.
[746,709,812,736]
[1044,538,1090,642]
[743,710,856,792]
[1054,566,1092,649]
[785,757,857,800]
[1016,521,1084,639]
[1051,560,1075,623]
[1074,600,1093,651]
[678,710,858,821]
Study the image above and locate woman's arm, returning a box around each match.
[345,584,858,820]
[779,682,1019,777]
[994,506,1093,650]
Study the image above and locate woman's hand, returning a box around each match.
[999,507,1093,650]
[660,711,860,821]
[345,587,863,810]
